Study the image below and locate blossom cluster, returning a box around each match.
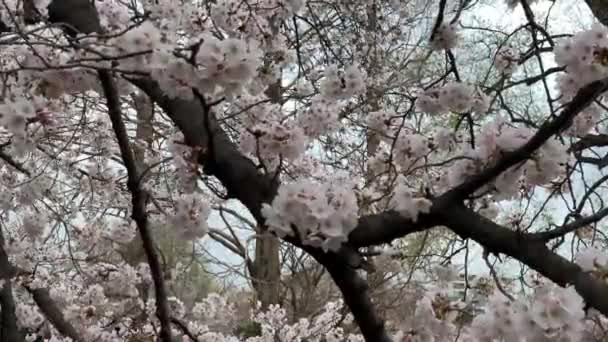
[417,82,490,115]
[469,285,586,341]
[16,302,46,329]
[193,293,237,328]
[495,47,519,75]
[390,176,433,222]
[15,13,264,101]
[554,24,608,93]
[4,1,368,172]
[430,22,460,51]
[1,2,607,342]
[6,237,608,342]
[237,62,365,164]
[366,110,395,134]
[261,178,359,252]
[0,98,39,153]
[320,64,366,100]
[38,69,100,99]
[40,285,361,341]
[298,96,341,138]
[241,118,307,164]
[576,246,608,272]
[251,301,362,342]
[554,23,608,136]
[442,118,569,200]
[392,130,431,171]
[170,192,212,240]
[234,63,366,162]
[391,275,590,342]
[396,295,460,341]
[102,219,137,244]
[20,211,47,239]
[195,35,263,95]
[167,132,200,191]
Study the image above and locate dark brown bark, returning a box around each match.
[120,93,154,267]
[586,0,608,25]
[440,203,608,315]
[253,39,282,308]
[26,287,83,342]
[4,264,83,342]
[0,229,24,342]
[99,71,173,342]
[252,228,281,308]
[318,252,392,342]
[34,2,608,342]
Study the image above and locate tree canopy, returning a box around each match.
[2,0,608,341]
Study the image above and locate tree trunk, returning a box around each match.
[253,78,281,308]
[253,228,281,308]
[252,16,283,307]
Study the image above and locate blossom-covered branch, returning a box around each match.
[0,0,603,341]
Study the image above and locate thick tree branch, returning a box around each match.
[0,229,24,342]
[25,287,83,342]
[309,249,393,342]
[129,78,279,223]
[98,70,172,342]
[349,211,437,247]
[586,0,608,26]
[350,101,608,247]
[570,133,608,152]
[442,204,608,316]
[4,264,83,342]
[430,0,448,42]
[129,74,393,342]
[0,147,30,176]
[47,0,101,36]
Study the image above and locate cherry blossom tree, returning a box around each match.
[3,0,608,341]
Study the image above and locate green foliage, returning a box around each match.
[234,321,262,338]
[154,225,216,303]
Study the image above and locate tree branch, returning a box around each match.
[0,228,24,342]
[43,1,608,339]
[98,70,172,342]
[442,77,608,201]
[348,210,437,247]
[25,286,83,342]
[528,207,608,241]
[574,154,608,169]
[4,265,83,342]
[586,0,608,26]
[310,249,393,342]
[129,78,279,223]
[442,204,608,316]
[0,147,30,176]
[570,133,608,152]
[171,317,200,342]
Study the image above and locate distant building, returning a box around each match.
[444,273,514,316]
